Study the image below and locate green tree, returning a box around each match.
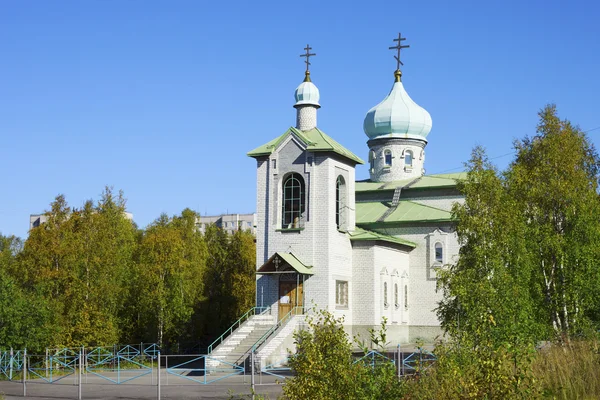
[437,147,541,348]
[135,209,206,349]
[201,225,256,340]
[0,234,55,352]
[439,105,600,344]
[509,105,600,338]
[17,188,136,347]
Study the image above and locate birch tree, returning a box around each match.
[439,105,600,344]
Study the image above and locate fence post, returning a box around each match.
[396,345,400,378]
[9,348,13,380]
[22,349,27,397]
[78,347,82,400]
[45,348,49,378]
[157,352,161,400]
[250,350,255,400]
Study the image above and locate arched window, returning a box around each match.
[335,176,346,229]
[435,242,443,263]
[405,150,413,166]
[282,173,305,229]
[384,149,392,166]
[404,285,408,309]
[383,282,389,308]
[394,283,399,308]
[369,151,375,172]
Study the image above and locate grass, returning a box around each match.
[533,340,600,399]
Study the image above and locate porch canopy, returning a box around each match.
[256,252,313,275]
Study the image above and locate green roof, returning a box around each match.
[349,227,416,248]
[247,127,364,164]
[355,172,466,192]
[356,200,453,225]
[256,252,314,275]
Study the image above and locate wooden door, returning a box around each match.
[278,281,303,321]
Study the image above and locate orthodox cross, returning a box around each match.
[389,33,410,71]
[273,256,281,271]
[300,44,316,72]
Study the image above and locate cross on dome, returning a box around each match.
[299,44,316,82]
[389,33,410,81]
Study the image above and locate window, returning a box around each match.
[247,221,252,227]
[384,149,392,166]
[335,176,346,229]
[336,280,348,308]
[405,150,413,166]
[404,285,408,309]
[272,159,277,169]
[282,173,305,229]
[435,242,443,263]
[369,151,375,172]
[383,282,389,308]
[394,283,399,308]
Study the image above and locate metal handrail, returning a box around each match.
[207,306,270,354]
[251,306,304,353]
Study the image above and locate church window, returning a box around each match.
[282,173,305,229]
[384,149,392,166]
[405,150,413,166]
[335,280,348,308]
[272,159,277,170]
[369,151,375,172]
[335,175,346,230]
[394,283,399,308]
[435,242,443,263]
[404,285,408,309]
[383,282,389,308]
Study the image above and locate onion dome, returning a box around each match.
[363,70,431,140]
[294,71,320,108]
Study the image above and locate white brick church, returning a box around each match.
[247,41,463,345]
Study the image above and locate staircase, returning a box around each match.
[206,314,275,372]
[256,314,306,370]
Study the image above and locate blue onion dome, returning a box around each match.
[363,70,432,140]
[294,71,320,108]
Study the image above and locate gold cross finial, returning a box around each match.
[389,33,410,80]
[300,44,316,82]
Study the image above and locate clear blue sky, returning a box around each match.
[1,0,599,239]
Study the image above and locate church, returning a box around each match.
[247,37,463,346]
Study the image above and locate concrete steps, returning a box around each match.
[206,314,275,371]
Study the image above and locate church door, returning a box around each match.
[278,281,303,322]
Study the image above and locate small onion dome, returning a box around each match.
[294,71,320,108]
[363,70,431,140]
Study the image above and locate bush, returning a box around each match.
[404,340,540,399]
[283,309,405,400]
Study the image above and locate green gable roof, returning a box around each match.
[247,127,364,165]
[355,172,466,192]
[256,252,314,275]
[356,200,453,225]
[349,227,416,248]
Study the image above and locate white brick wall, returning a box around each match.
[368,138,426,182]
[252,130,461,346]
[296,106,317,131]
[254,134,357,322]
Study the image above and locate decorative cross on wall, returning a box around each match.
[389,33,410,71]
[300,44,316,72]
[273,256,281,271]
